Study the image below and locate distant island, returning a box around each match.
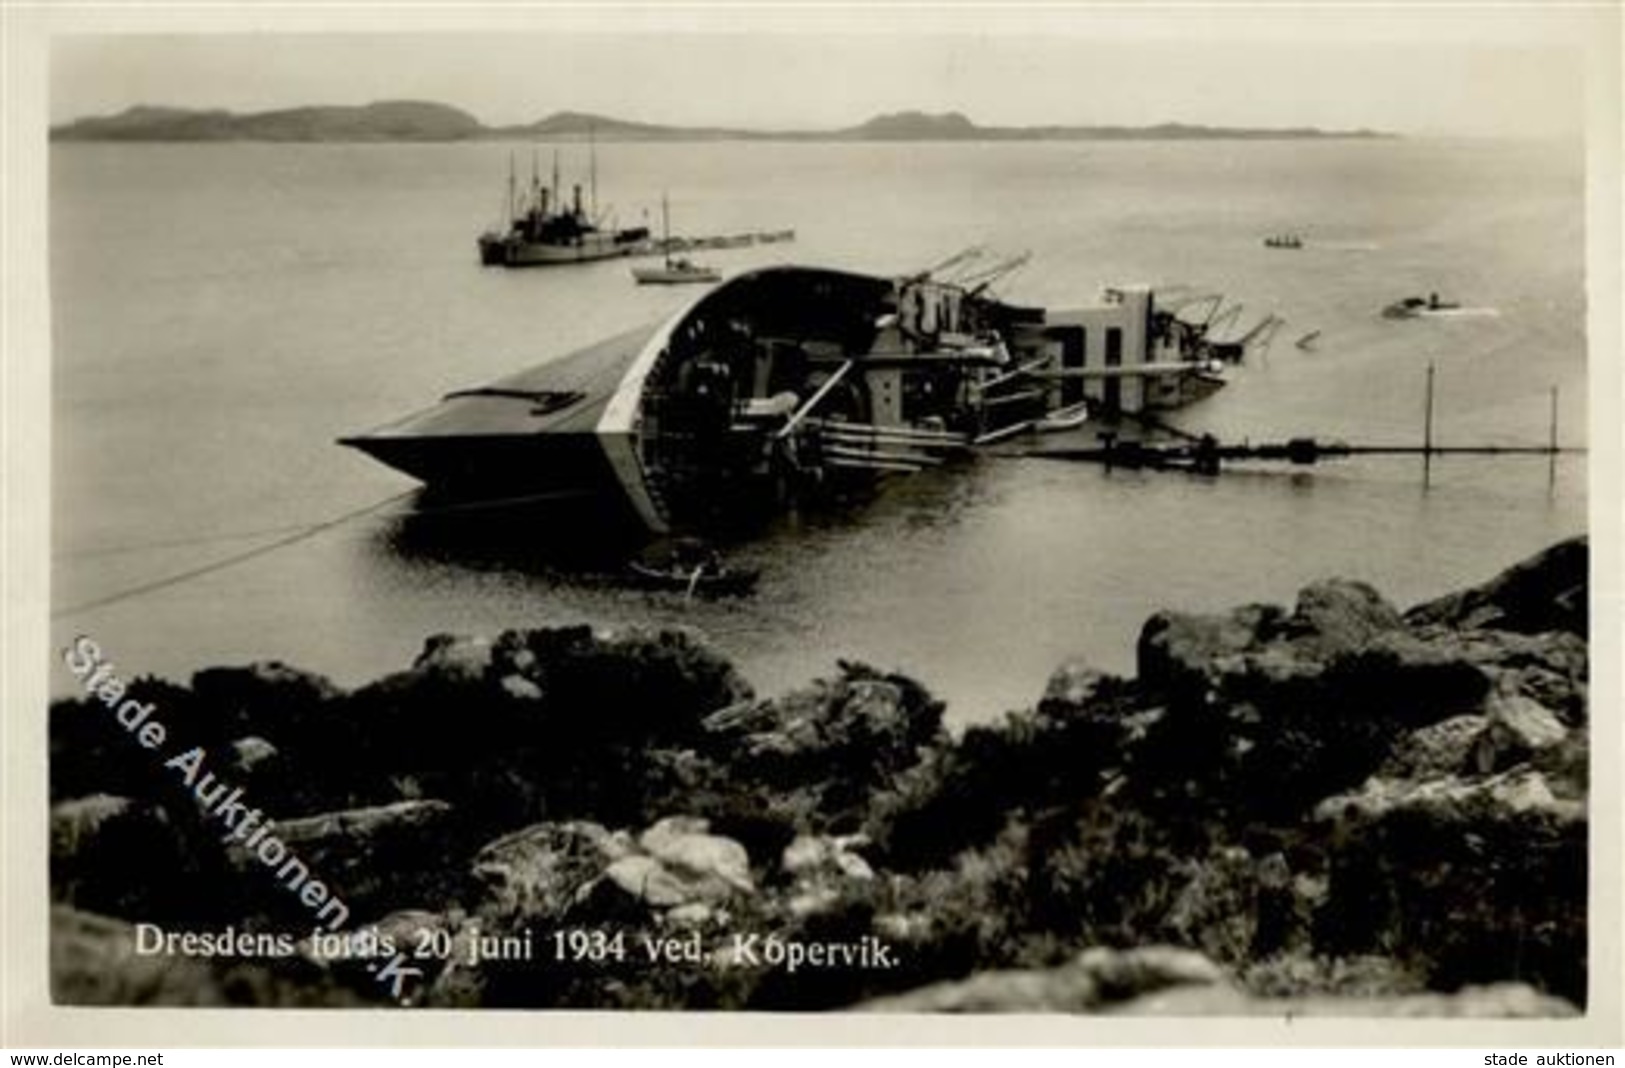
[51,101,1392,143]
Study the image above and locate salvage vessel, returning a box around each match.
[477,150,651,267]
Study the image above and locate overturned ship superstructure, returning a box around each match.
[341,263,1231,533]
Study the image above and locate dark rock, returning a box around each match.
[857,962,1104,1013]
[470,820,626,923]
[1314,769,1583,826]
[511,625,753,745]
[51,906,362,1007]
[370,909,450,957]
[1397,626,1587,722]
[857,945,1226,1012]
[412,634,495,683]
[52,794,143,859]
[425,928,487,1008]
[1037,659,1119,717]
[50,676,201,801]
[638,816,754,895]
[1532,731,1588,802]
[1136,603,1284,699]
[585,816,756,912]
[191,660,340,738]
[1320,633,1494,727]
[704,662,945,832]
[1407,537,1587,637]
[781,833,876,918]
[264,800,465,921]
[709,666,940,767]
[1112,981,1578,1017]
[53,905,235,1006]
[1238,953,1426,999]
[499,674,543,701]
[1164,848,1304,962]
[372,909,460,998]
[1075,945,1231,1000]
[1378,715,1489,779]
[292,624,757,833]
[1472,690,1570,774]
[50,795,193,921]
[1314,769,1587,1004]
[782,833,876,882]
[226,736,279,776]
[1282,579,1406,658]
[601,855,715,908]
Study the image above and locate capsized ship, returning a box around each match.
[340,264,1230,534]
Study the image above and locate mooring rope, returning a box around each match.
[51,483,619,620]
[52,483,619,620]
[52,490,418,620]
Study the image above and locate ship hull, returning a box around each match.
[483,231,652,267]
[339,321,673,531]
[342,431,619,502]
[631,266,720,285]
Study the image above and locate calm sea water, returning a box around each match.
[50,138,1587,724]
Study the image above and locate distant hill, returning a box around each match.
[52,101,484,142]
[52,102,1390,143]
[841,110,981,140]
[501,110,753,142]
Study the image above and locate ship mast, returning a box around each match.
[529,147,541,228]
[589,121,598,221]
[661,192,671,268]
[551,149,560,218]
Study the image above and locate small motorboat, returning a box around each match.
[632,194,721,285]
[1263,234,1304,249]
[632,257,721,285]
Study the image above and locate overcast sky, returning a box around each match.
[49,8,1596,139]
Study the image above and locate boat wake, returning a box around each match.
[1416,306,1501,319]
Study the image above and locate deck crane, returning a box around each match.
[1204,302,1246,338]
[905,246,986,284]
[961,252,1033,296]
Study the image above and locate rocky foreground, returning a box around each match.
[50,538,1588,1014]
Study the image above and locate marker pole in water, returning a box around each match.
[1548,385,1559,491]
[1422,361,1436,487]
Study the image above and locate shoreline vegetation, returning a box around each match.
[49,103,1394,144]
[50,537,1586,1013]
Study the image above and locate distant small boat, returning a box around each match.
[1383,293,1461,319]
[633,195,721,286]
[1263,234,1304,250]
[1294,329,1322,350]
